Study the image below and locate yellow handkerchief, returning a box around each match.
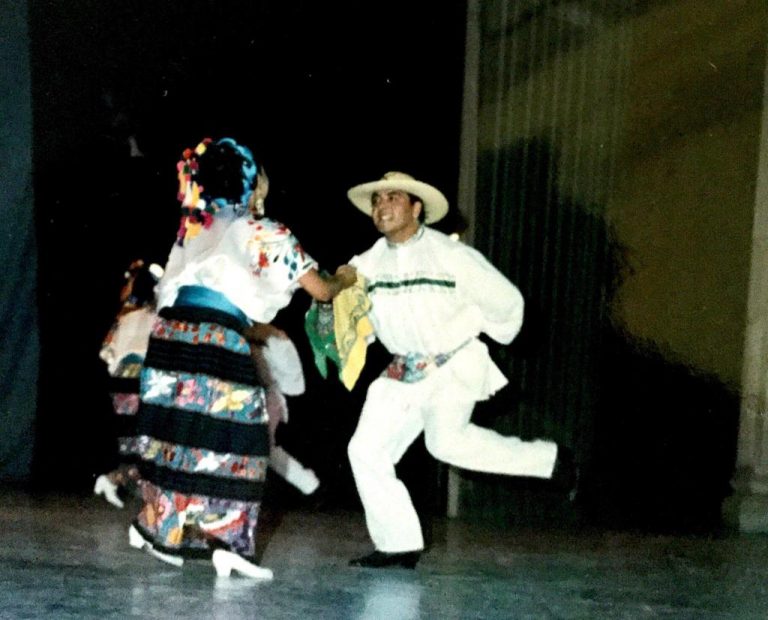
[333,274,374,390]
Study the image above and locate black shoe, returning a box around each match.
[349,550,421,569]
[551,446,580,503]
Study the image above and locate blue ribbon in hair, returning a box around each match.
[217,137,259,206]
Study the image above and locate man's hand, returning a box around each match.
[334,264,358,289]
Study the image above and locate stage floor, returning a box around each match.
[1,488,767,619]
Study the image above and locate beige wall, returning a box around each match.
[477,0,767,386]
[611,0,766,387]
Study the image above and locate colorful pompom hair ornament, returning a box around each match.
[176,138,218,246]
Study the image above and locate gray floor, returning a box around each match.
[1,489,767,619]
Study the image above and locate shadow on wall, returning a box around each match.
[461,137,739,534]
[590,330,739,533]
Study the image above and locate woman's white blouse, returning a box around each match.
[157,211,317,323]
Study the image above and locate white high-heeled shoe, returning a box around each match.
[128,524,184,568]
[148,546,185,568]
[212,549,273,580]
[94,474,124,509]
[128,524,145,549]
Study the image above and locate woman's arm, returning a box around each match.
[244,322,287,344]
[299,265,357,302]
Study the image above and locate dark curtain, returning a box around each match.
[0,0,37,481]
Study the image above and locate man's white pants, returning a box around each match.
[348,375,558,553]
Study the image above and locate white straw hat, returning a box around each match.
[347,171,448,224]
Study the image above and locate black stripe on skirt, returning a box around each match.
[138,403,270,456]
[114,415,138,439]
[138,461,265,502]
[145,339,259,386]
[160,305,248,333]
[108,376,140,393]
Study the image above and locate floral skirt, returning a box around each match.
[108,355,143,462]
[133,305,269,560]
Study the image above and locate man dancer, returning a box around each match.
[346,172,575,569]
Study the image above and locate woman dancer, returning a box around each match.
[129,137,355,579]
[95,260,163,508]
[97,263,318,508]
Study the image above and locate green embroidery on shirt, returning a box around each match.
[367,278,456,293]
